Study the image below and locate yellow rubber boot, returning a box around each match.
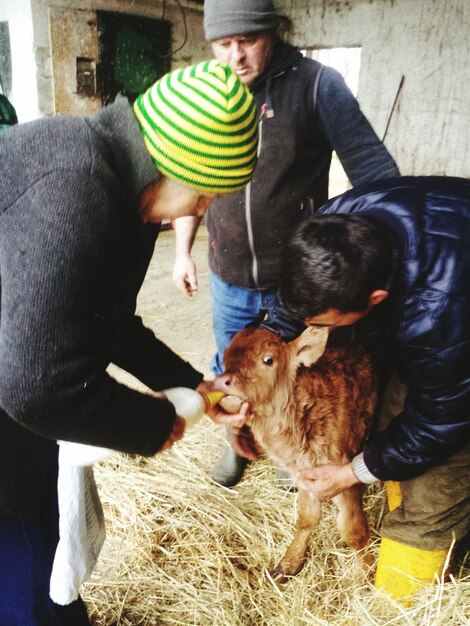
[376,482,449,605]
[375,537,449,605]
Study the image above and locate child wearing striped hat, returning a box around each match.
[0,60,256,626]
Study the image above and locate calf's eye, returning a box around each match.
[263,356,274,366]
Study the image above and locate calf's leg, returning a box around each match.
[273,488,321,583]
[333,484,370,551]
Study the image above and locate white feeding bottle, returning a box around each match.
[164,387,225,428]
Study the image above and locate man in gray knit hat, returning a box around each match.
[173,0,401,487]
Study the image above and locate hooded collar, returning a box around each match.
[250,41,303,94]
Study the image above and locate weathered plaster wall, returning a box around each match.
[2,0,209,120]
[31,0,209,118]
[3,0,468,177]
[49,7,101,116]
[276,0,470,177]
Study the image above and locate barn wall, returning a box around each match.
[48,7,101,116]
[2,0,469,179]
[276,0,470,177]
[1,0,209,121]
[32,0,209,118]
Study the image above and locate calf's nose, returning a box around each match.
[213,373,233,391]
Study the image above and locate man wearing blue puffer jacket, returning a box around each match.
[278,176,470,604]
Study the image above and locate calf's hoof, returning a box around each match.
[271,570,291,585]
[360,549,375,570]
[211,447,249,487]
[271,556,306,584]
[343,527,370,553]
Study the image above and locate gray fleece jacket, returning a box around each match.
[0,97,203,514]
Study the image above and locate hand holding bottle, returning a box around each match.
[195,381,250,426]
[151,385,250,453]
[160,414,186,451]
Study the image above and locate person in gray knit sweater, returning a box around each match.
[0,60,258,626]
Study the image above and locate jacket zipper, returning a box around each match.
[245,118,263,289]
[245,62,290,289]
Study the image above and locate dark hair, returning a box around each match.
[279,215,394,319]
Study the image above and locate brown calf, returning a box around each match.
[214,326,377,582]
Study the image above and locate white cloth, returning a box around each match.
[49,387,207,604]
[49,442,115,605]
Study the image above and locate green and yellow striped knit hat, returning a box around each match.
[133,60,258,194]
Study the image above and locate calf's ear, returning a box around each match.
[289,327,329,368]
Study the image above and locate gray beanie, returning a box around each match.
[204,0,280,41]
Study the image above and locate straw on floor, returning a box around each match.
[83,228,470,625]
[82,417,470,626]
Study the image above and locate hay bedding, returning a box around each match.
[81,229,470,625]
[82,420,470,626]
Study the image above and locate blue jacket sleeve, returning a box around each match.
[363,343,470,481]
[316,66,400,186]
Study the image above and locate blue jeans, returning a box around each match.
[210,273,278,375]
[0,458,90,626]
[210,272,306,374]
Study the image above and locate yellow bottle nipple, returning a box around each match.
[200,391,226,413]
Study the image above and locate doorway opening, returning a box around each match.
[97,11,171,106]
[301,46,362,198]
